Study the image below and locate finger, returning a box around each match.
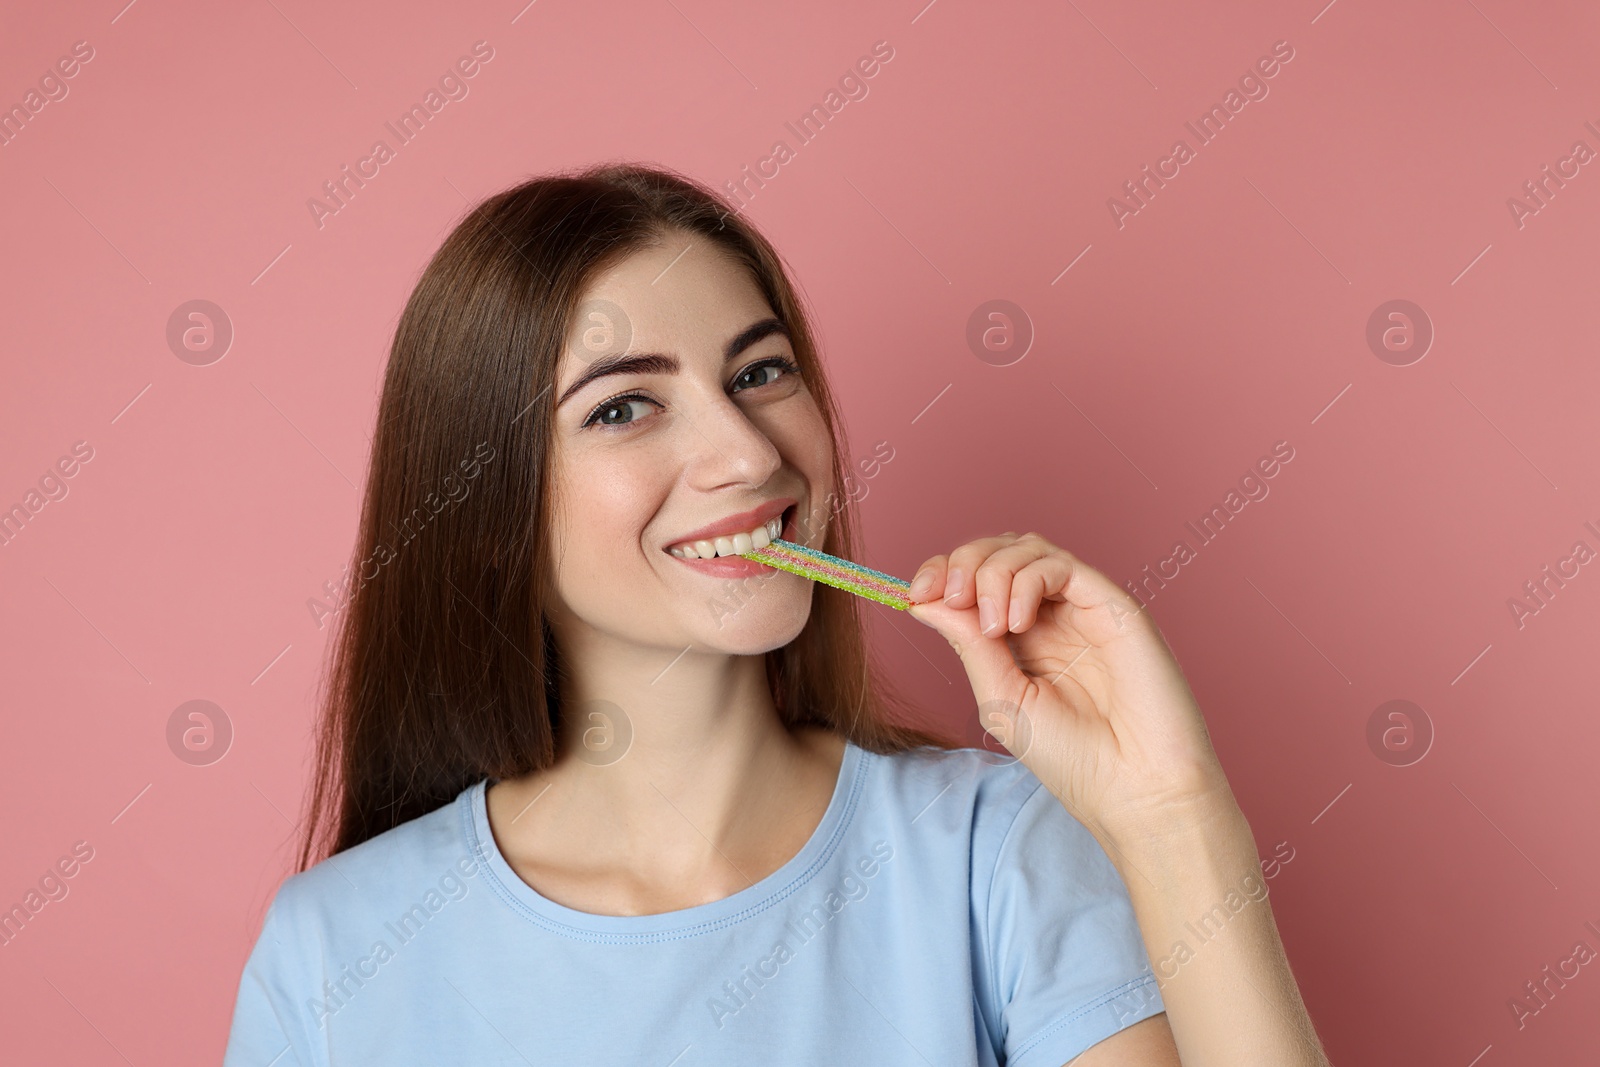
[973,539,1055,636]
[1007,555,1074,632]
[1043,546,1157,640]
[906,554,948,603]
[1058,549,1140,608]
[906,596,1030,716]
[942,534,1021,607]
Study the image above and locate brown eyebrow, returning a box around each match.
[555,317,790,408]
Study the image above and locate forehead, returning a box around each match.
[559,235,776,376]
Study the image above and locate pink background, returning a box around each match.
[2,0,1598,1062]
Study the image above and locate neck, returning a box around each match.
[553,621,792,790]
[485,622,842,907]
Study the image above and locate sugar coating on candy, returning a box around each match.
[752,556,911,611]
[758,540,907,588]
[751,545,906,598]
[747,539,910,591]
[740,539,912,610]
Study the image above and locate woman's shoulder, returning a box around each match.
[269,781,484,929]
[866,742,1132,933]
[858,741,1060,839]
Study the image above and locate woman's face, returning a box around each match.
[545,230,835,658]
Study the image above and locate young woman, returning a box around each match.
[224,163,1330,1066]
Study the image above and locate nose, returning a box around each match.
[681,392,782,492]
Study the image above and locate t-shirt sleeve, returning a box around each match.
[978,778,1165,1067]
[222,890,316,1067]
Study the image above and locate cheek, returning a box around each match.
[772,392,835,493]
[547,447,667,595]
[766,395,836,541]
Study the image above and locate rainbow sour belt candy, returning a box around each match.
[739,538,912,610]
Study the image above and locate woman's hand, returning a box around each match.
[906,532,1240,848]
[909,534,1333,1067]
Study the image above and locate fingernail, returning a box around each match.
[1008,600,1023,632]
[908,570,935,600]
[978,595,999,635]
[944,568,964,602]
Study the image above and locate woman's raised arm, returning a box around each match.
[907,533,1331,1067]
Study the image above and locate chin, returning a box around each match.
[694,571,816,655]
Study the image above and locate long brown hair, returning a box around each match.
[297,161,955,871]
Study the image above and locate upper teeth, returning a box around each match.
[669,517,781,559]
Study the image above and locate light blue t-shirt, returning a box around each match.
[223,742,1165,1066]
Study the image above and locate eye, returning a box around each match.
[731,356,799,393]
[582,395,657,428]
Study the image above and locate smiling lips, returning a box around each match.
[663,500,796,578]
[668,515,783,560]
